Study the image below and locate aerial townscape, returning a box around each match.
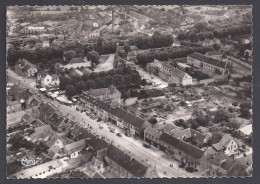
[6,5,252,178]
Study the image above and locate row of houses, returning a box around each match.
[146,60,193,86]
[143,124,250,176]
[13,102,157,178]
[78,94,150,138]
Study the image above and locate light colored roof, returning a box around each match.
[65,139,85,151]
[10,159,63,179]
[239,124,252,136]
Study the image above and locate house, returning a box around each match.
[8,84,33,106]
[105,145,157,178]
[90,158,107,174]
[64,139,86,158]
[89,29,100,38]
[187,52,229,75]
[146,60,192,86]
[78,94,149,138]
[208,152,249,177]
[85,86,121,101]
[37,73,60,88]
[159,132,206,171]
[15,59,38,77]
[238,124,252,138]
[205,51,222,60]
[212,135,239,156]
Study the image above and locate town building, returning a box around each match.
[78,94,149,138]
[238,124,252,138]
[105,144,157,178]
[146,60,192,86]
[187,52,229,75]
[212,135,239,156]
[85,86,121,101]
[20,26,46,34]
[64,139,86,158]
[37,72,60,88]
[15,59,38,77]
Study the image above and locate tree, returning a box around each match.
[65,85,77,98]
[136,52,154,66]
[175,119,187,128]
[213,43,221,51]
[208,132,222,146]
[193,22,209,32]
[34,141,48,155]
[59,75,72,90]
[7,48,21,66]
[177,33,187,41]
[188,33,199,43]
[240,108,251,119]
[63,50,76,63]
[214,109,229,123]
[148,117,158,125]
[87,50,99,67]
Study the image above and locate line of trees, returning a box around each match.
[60,67,142,98]
[136,46,213,66]
[177,24,252,41]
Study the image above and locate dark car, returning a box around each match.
[110,129,115,133]
[116,133,122,137]
[143,143,151,148]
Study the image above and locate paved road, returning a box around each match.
[7,69,198,178]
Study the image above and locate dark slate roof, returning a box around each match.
[189,129,206,144]
[144,127,162,139]
[87,136,110,151]
[188,52,227,69]
[39,102,53,114]
[228,161,249,176]
[159,132,205,159]
[29,98,40,107]
[210,152,236,171]
[161,62,188,79]
[206,51,222,56]
[106,145,149,177]
[23,64,32,72]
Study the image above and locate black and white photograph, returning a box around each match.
[6,5,253,179]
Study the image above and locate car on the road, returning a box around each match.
[99,125,103,129]
[110,129,115,133]
[125,132,130,137]
[143,143,151,148]
[116,133,122,137]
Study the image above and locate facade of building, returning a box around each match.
[37,73,60,88]
[20,26,46,34]
[147,60,192,86]
[187,52,229,75]
[78,94,149,138]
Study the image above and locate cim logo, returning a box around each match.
[21,157,40,166]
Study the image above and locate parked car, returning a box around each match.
[125,132,130,137]
[143,143,151,148]
[99,125,103,129]
[116,133,122,137]
[110,129,115,133]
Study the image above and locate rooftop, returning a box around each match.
[188,52,227,69]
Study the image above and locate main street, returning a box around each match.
[7,69,198,178]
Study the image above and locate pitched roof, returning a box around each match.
[23,64,33,72]
[206,51,222,56]
[106,145,149,177]
[210,152,236,171]
[82,95,148,130]
[238,124,252,136]
[159,132,205,159]
[144,127,162,139]
[51,74,59,81]
[87,136,110,151]
[188,52,227,69]
[65,139,86,151]
[161,62,189,79]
